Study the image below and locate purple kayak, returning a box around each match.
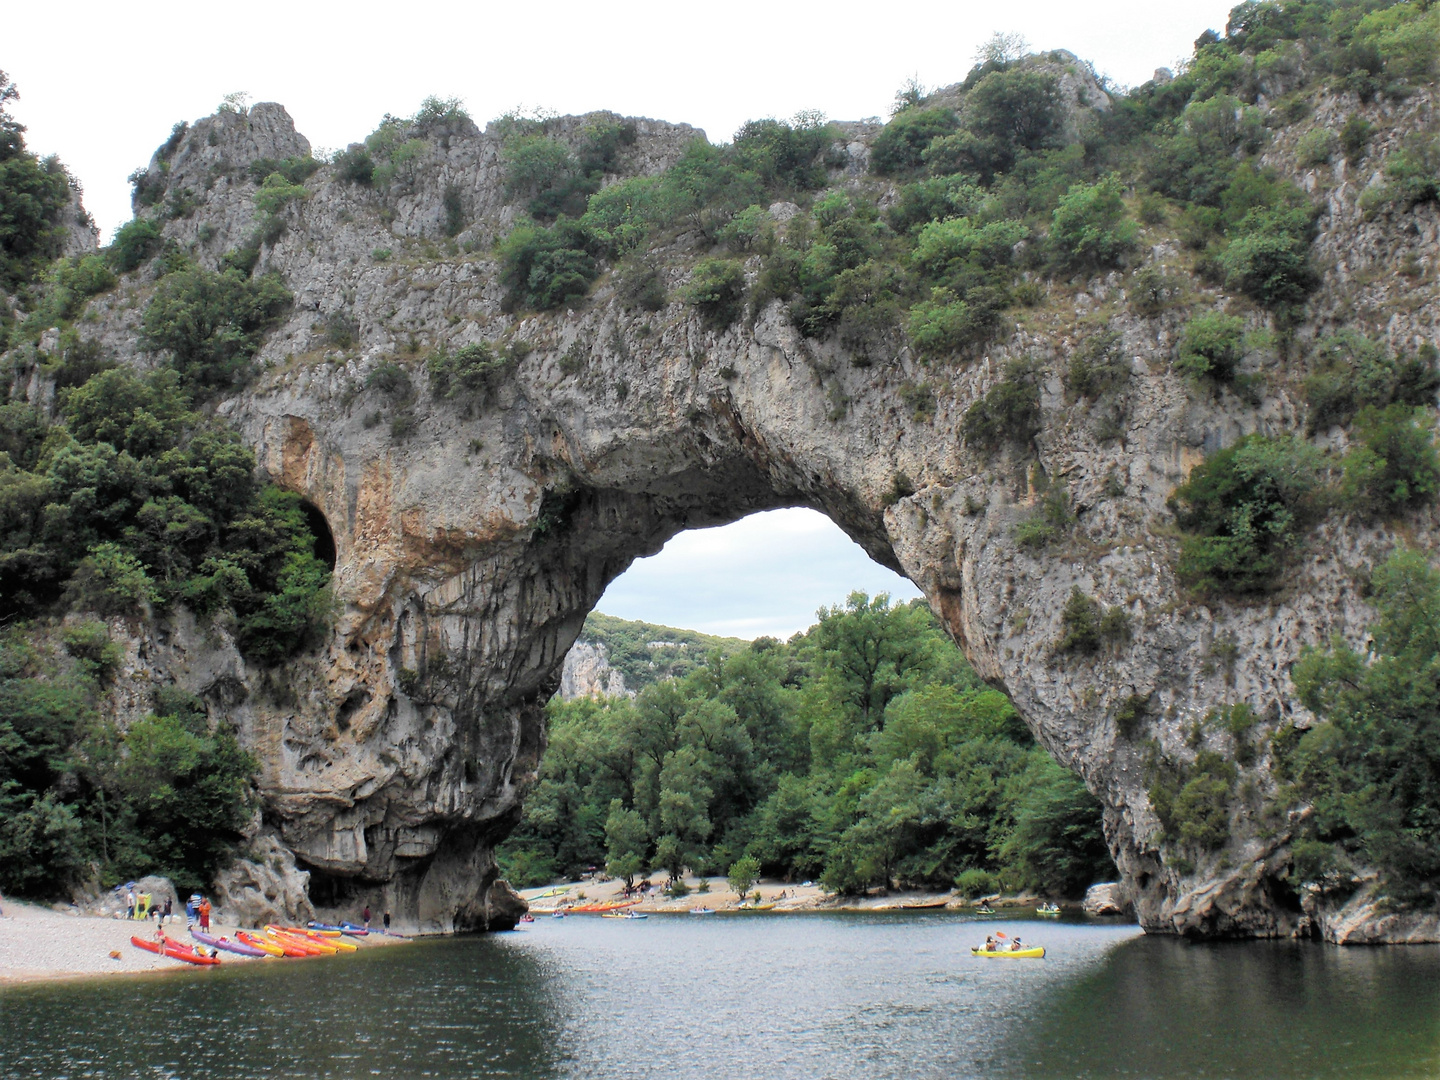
[191,929,268,958]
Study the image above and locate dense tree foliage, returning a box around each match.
[0,72,77,292]
[499,594,1115,897]
[0,364,332,657]
[0,628,257,895]
[1281,549,1440,905]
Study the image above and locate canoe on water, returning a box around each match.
[971,946,1046,959]
[1037,906,1062,916]
[237,931,286,956]
[191,929,268,957]
[601,911,648,919]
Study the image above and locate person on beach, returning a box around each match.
[162,898,172,924]
[363,904,371,929]
[126,888,136,920]
[383,911,391,932]
[198,897,211,932]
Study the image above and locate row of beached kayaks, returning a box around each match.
[130,921,376,966]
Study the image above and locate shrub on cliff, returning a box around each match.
[1176,311,1246,384]
[1149,750,1236,854]
[426,342,515,398]
[1339,404,1440,519]
[107,218,163,272]
[1048,176,1137,273]
[498,219,600,311]
[1169,434,1324,594]
[907,290,1004,358]
[141,267,291,392]
[682,258,746,329]
[1303,331,1440,433]
[1067,329,1129,400]
[869,108,960,175]
[962,361,1041,454]
[1219,205,1317,310]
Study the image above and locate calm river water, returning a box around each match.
[4,913,1439,1079]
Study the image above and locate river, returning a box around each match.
[4,913,1438,1079]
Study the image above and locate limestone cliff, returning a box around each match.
[558,641,629,700]
[10,75,1439,939]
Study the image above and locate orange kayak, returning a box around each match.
[131,935,221,966]
[264,927,328,956]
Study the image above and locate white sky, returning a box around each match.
[8,0,1235,636]
[596,508,922,640]
[8,0,1236,240]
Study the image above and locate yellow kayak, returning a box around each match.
[286,927,358,952]
[972,946,1045,959]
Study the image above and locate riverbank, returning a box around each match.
[0,899,406,986]
[520,875,1063,914]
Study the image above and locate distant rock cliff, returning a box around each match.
[9,61,1439,939]
[558,640,629,699]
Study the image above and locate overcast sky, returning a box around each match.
[8,0,1236,637]
[596,509,922,639]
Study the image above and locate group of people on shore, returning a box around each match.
[121,886,216,930]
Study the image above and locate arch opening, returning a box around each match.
[501,506,1118,905]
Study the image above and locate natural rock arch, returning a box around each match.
[54,94,1440,940]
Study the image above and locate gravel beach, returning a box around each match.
[0,898,404,985]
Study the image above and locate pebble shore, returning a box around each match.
[0,899,404,986]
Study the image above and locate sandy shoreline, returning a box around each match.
[0,899,407,988]
[520,874,1061,915]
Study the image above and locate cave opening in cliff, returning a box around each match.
[299,498,337,570]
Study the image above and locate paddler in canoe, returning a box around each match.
[972,930,1045,958]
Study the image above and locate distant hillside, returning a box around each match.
[578,613,746,691]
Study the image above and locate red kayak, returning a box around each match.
[130,935,221,966]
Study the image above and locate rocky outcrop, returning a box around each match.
[74,875,179,919]
[15,79,1440,939]
[558,641,629,699]
[1301,880,1440,945]
[213,832,316,927]
[1083,882,1134,918]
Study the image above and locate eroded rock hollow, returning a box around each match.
[32,78,1440,938]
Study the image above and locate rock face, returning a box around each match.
[213,832,317,927]
[558,640,629,699]
[1083,882,1134,918]
[14,85,1440,938]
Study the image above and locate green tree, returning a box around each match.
[1286,549,1440,902]
[727,854,761,898]
[1049,176,1137,272]
[0,71,73,289]
[604,798,648,887]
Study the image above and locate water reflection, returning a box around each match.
[2,935,570,1080]
[4,916,1439,1080]
[1020,935,1440,1079]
